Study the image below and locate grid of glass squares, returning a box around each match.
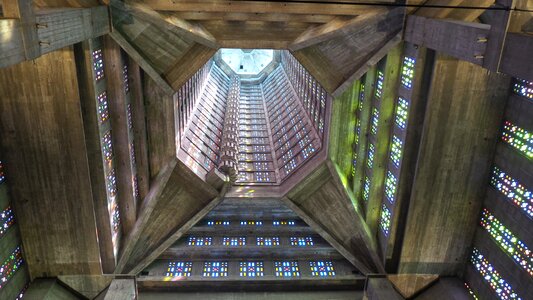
[396,97,409,129]
[470,248,521,300]
[256,237,280,246]
[501,121,532,160]
[274,261,300,277]
[239,261,264,277]
[222,237,246,246]
[165,262,193,277]
[401,57,415,89]
[92,49,104,81]
[380,204,392,236]
[310,261,336,277]
[188,237,212,246]
[512,78,532,99]
[203,262,228,277]
[290,237,314,246]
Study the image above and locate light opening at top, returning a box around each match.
[220,49,274,75]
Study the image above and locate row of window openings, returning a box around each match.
[165,261,335,278]
[207,220,296,226]
[92,49,130,95]
[465,78,531,300]
[0,163,27,294]
[187,236,314,247]
[376,56,414,236]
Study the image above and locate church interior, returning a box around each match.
[0,0,532,299]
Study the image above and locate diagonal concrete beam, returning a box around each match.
[284,161,385,275]
[115,158,220,274]
[113,0,219,49]
[289,8,403,52]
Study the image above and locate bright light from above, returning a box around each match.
[220,49,274,75]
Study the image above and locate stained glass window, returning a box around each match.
[240,221,263,226]
[0,246,24,290]
[401,57,415,89]
[480,209,532,276]
[92,49,104,81]
[165,261,193,277]
[501,121,532,159]
[490,166,532,218]
[102,131,113,162]
[512,78,532,99]
[0,161,4,184]
[464,282,479,300]
[391,135,403,168]
[396,97,409,129]
[310,261,335,277]
[385,171,397,204]
[370,108,380,135]
[274,261,300,277]
[359,82,365,112]
[290,237,314,246]
[203,262,228,277]
[272,220,295,226]
[470,248,521,300]
[106,169,117,197]
[188,237,212,246]
[14,284,29,300]
[363,176,370,202]
[256,237,280,246]
[375,71,384,98]
[0,206,14,238]
[97,91,109,124]
[222,237,246,246]
[127,103,133,130]
[123,64,130,94]
[239,261,264,277]
[207,221,230,226]
[367,144,375,170]
[380,204,392,236]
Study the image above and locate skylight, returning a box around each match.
[220,49,274,75]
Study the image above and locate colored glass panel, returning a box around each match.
[102,131,113,162]
[310,261,335,277]
[375,71,384,98]
[188,237,212,246]
[256,237,280,246]
[274,261,300,277]
[490,166,532,218]
[363,176,370,202]
[0,206,15,237]
[272,221,295,226]
[97,91,109,124]
[371,108,379,135]
[0,246,24,290]
[0,161,4,183]
[92,49,104,81]
[222,237,246,246]
[480,209,532,276]
[401,57,415,89]
[290,237,314,246]
[203,262,228,277]
[207,221,230,226]
[380,204,392,236]
[165,262,193,277]
[501,121,532,160]
[385,171,397,204]
[464,282,479,300]
[367,144,375,170]
[512,78,532,99]
[239,261,264,277]
[470,248,521,300]
[396,97,409,129]
[391,135,403,168]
